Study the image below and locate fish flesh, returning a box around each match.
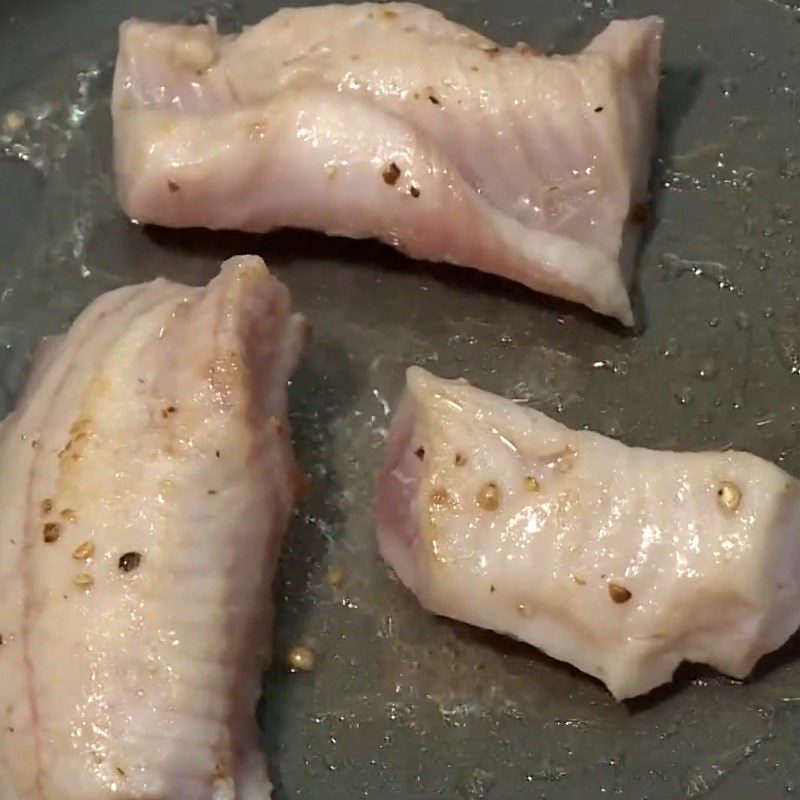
[0,257,307,799]
[377,367,800,699]
[112,3,664,324]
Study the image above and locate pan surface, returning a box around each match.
[1,0,799,797]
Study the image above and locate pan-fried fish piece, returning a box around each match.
[377,368,800,699]
[0,256,307,799]
[112,4,664,323]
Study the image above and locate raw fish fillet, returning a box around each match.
[112,3,664,324]
[0,256,307,799]
[377,368,800,699]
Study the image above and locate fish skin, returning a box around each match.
[0,256,307,799]
[112,4,664,324]
[377,367,800,699]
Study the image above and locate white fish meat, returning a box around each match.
[112,3,664,324]
[377,367,800,699]
[0,256,307,799]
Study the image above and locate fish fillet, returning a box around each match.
[0,256,307,799]
[112,3,664,324]
[377,368,800,699]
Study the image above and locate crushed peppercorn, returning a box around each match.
[608,582,632,603]
[717,481,742,513]
[72,540,95,561]
[476,482,500,511]
[409,184,421,198]
[382,162,401,185]
[414,446,425,460]
[74,573,94,588]
[119,552,142,573]
[43,523,61,544]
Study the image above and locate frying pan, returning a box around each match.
[1,0,799,796]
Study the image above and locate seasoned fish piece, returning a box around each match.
[112,3,664,324]
[0,256,307,799]
[377,368,800,699]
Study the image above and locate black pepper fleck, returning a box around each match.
[409,185,421,198]
[490,585,496,593]
[428,94,440,105]
[168,180,180,192]
[215,450,221,458]
[414,447,425,459]
[594,105,604,112]
[119,552,142,574]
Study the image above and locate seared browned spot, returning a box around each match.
[524,476,540,492]
[60,508,78,523]
[454,452,467,467]
[382,9,399,20]
[40,498,53,516]
[430,488,451,506]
